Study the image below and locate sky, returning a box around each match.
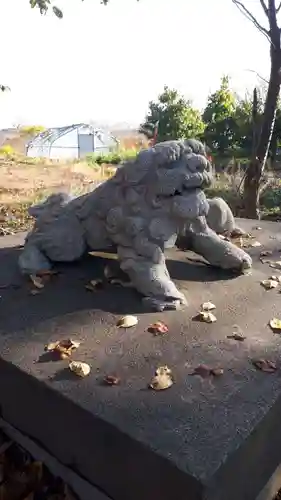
[0,0,273,129]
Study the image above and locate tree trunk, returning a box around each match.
[243,22,281,219]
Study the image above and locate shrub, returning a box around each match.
[0,144,15,156]
[86,148,138,166]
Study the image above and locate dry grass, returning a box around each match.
[0,155,117,235]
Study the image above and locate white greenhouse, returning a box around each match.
[26,123,119,159]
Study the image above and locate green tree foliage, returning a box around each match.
[202,76,237,153]
[140,86,205,143]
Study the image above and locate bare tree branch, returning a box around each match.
[277,1,281,13]
[260,0,268,15]
[232,0,271,42]
[246,69,269,84]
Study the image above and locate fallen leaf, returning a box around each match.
[29,274,44,289]
[148,321,169,335]
[260,279,278,289]
[191,364,211,378]
[269,261,281,269]
[251,241,262,248]
[117,315,138,328]
[260,250,272,257]
[30,289,41,296]
[227,331,246,341]
[252,359,277,373]
[104,375,120,385]
[69,361,91,377]
[45,339,80,359]
[270,275,281,282]
[149,366,173,390]
[269,318,281,330]
[110,278,133,288]
[201,301,216,311]
[210,368,224,376]
[88,251,118,260]
[198,311,217,323]
[85,279,104,291]
[253,226,262,230]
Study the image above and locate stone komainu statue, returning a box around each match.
[19,139,252,311]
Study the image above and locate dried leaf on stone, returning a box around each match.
[45,339,80,359]
[104,375,120,385]
[149,366,173,390]
[69,361,91,377]
[201,301,216,311]
[269,318,281,330]
[148,321,169,335]
[117,315,138,328]
[198,311,217,323]
[260,250,272,257]
[250,241,262,248]
[260,279,278,290]
[29,274,44,289]
[252,359,277,373]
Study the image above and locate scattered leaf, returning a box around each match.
[250,241,262,248]
[201,301,216,311]
[29,274,44,289]
[260,250,272,257]
[253,226,262,230]
[269,318,281,330]
[252,359,277,373]
[148,321,169,335]
[270,275,281,282]
[198,311,217,323]
[69,361,91,377]
[117,315,138,328]
[104,375,120,385]
[260,279,278,290]
[210,368,224,376]
[30,289,41,296]
[88,251,118,260]
[227,330,246,341]
[149,366,173,390]
[191,364,211,378]
[44,339,80,359]
[269,261,281,269]
[85,279,104,291]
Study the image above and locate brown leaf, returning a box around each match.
[116,315,138,328]
[201,301,216,311]
[260,250,272,257]
[149,366,173,390]
[198,311,217,323]
[210,368,224,377]
[260,279,278,290]
[269,318,281,331]
[104,375,120,385]
[227,332,246,341]
[85,280,104,292]
[252,359,277,373]
[69,361,91,377]
[148,321,168,335]
[191,364,211,378]
[44,339,80,360]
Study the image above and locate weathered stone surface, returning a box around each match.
[1,220,281,500]
[18,140,252,311]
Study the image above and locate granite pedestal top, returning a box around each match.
[1,220,281,500]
